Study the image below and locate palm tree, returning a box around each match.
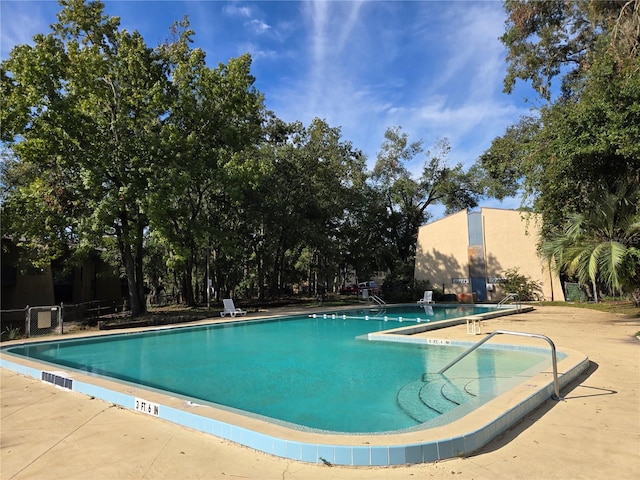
[540,185,640,303]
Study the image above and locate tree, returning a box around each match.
[371,127,482,267]
[478,0,640,237]
[476,115,541,202]
[239,117,367,297]
[540,184,640,302]
[149,20,266,305]
[501,0,632,101]
[1,0,170,315]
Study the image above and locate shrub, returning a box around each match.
[500,267,543,301]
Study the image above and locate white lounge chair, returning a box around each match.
[220,298,247,317]
[417,290,434,304]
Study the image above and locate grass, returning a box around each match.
[538,300,639,317]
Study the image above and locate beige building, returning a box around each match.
[414,208,564,302]
[1,238,124,310]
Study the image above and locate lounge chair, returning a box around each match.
[220,298,247,317]
[417,290,434,304]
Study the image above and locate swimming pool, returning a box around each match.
[0,304,589,465]
[2,312,547,433]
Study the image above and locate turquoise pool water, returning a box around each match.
[5,306,550,433]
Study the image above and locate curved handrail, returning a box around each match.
[498,292,521,309]
[437,330,562,400]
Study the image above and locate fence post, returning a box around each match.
[60,302,64,335]
[25,305,30,338]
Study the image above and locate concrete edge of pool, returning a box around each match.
[0,308,590,467]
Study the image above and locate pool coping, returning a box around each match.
[0,306,590,466]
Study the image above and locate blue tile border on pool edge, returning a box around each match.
[1,348,590,466]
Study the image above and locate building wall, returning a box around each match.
[1,240,56,309]
[414,208,564,302]
[1,239,124,310]
[481,208,563,302]
[414,210,470,296]
[2,268,56,309]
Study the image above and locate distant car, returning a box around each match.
[358,281,379,294]
[340,284,358,295]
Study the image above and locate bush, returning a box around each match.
[500,267,543,301]
[381,278,443,303]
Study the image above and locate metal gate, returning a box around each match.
[26,306,63,337]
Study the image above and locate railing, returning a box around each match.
[498,292,521,309]
[62,299,129,324]
[369,294,387,306]
[438,330,562,400]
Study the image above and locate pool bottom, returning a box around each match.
[0,334,589,466]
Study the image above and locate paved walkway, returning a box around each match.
[1,306,639,479]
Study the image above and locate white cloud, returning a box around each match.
[236,41,278,61]
[247,18,271,34]
[223,4,253,18]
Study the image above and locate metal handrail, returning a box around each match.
[370,294,387,306]
[498,292,521,309]
[437,330,562,400]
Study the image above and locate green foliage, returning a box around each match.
[501,0,629,101]
[477,0,640,247]
[1,0,171,314]
[1,326,23,342]
[500,267,543,301]
[378,261,447,303]
[540,185,640,300]
[0,0,504,309]
[476,115,541,202]
[371,127,484,265]
[1,1,266,310]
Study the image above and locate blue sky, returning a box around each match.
[1,1,537,214]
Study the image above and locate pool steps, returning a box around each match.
[397,375,502,423]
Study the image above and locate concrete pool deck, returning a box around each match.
[1,305,639,479]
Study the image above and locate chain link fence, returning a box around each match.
[1,298,129,339]
[26,305,63,337]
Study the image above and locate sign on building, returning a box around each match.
[452,278,470,284]
[487,277,507,283]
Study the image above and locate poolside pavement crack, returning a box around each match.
[5,404,115,480]
[141,434,173,479]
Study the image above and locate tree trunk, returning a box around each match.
[257,252,265,300]
[118,220,147,316]
[122,244,146,316]
[181,267,196,306]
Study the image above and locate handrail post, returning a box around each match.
[438,330,562,401]
[498,293,520,309]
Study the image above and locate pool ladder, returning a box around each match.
[498,292,521,309]
[437,330,563,401]
[369,294,386,306]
